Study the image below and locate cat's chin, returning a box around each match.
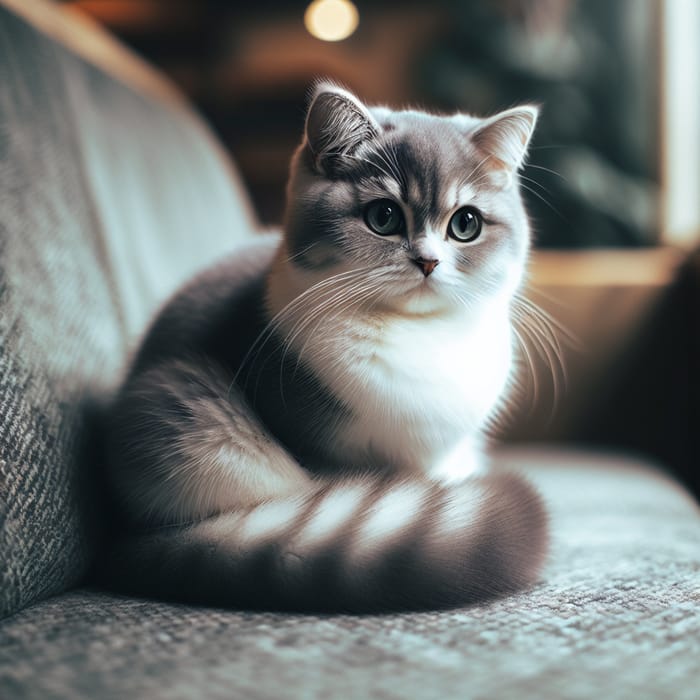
[388,282,461,316]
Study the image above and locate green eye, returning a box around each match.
[364,199,405,236]
[448,207,483,242]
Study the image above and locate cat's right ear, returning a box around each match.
[305,82,379,174]
[470,105,539,174]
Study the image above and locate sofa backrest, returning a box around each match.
[0,1,257,617]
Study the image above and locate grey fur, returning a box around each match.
[100,84,548,612]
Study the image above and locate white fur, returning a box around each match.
[240,498,302,544]
[435,483,484,536]
[360,484,426,542]
[268,254,514,479]
[431,436,485,482]
[330,304,512,477]
[299,483,367,547]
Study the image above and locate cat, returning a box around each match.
[100,82,548,612]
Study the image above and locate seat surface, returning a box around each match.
[1,448,698,700]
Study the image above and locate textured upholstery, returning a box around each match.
[0,5,255,617]
[1,450,699,699]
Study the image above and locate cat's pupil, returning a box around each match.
[456,211,472,233]
[377,205,393,227]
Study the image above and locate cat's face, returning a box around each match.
[282,83,538,316]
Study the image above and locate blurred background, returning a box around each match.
[57,0,697,250]
[52,0,699,492]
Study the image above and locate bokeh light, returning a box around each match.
[304,0,359,42]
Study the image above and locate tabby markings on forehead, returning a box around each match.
[409,178,424,208]
[356,178,403,204]
[378,177,403,202]
[367,158,480,224]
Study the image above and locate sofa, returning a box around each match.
[1,2,698,698]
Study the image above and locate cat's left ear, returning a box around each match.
[305,82,379,174]
[470,105,539,173]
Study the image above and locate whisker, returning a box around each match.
[510,294,572,426]
[515,292,580,349]
[519,173,554,196]
[230,267,373,392]
[519,182,567,221]
[512,325,540,413]
[459,154,493,191]
[289,279,386,375]
[524,162,568,180]
[245,272,377,405]
[342,152,396,184]
[284,240,322,263]
[456,157,497,194]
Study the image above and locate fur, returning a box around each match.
[100,82,548,612]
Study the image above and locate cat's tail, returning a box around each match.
[98,471,548,612]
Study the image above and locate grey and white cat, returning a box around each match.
[102,82,548,611]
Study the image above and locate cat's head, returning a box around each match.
[281,82,538,316]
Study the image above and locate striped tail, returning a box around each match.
[99,471,548,612]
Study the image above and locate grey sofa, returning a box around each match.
[1,3,699,698]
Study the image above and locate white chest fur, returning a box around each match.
[286,303,514,480]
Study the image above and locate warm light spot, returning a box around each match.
[304,0,359,42]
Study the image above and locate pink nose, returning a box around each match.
[412,256,440,277]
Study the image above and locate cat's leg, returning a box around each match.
[107,357,312,527]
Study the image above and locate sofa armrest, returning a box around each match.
[506,246,698,497]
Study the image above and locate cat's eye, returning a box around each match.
[448,207,483,242]
[364,199,405,236]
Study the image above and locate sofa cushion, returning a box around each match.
[0,450,698,699]
[0,5,255,618]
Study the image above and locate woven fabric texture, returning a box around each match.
[1,450,698,699]
[0,6,255,618]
